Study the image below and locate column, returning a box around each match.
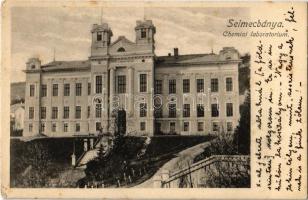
[109,67,115,114]
[127,67,133,114]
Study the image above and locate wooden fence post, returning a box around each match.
[153,175,162,188]
[161,170,170,188]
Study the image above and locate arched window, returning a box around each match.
[117,47,126,52]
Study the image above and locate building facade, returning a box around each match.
[23,20,241,137]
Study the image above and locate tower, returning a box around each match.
[135,20,156,52]
[24,58,42,137]
[91,23,113,57]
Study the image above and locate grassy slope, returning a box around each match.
[10,135,214,188]
[81,135,214,188]
[10,137,86,187]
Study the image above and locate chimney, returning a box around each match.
[174,48,179,57]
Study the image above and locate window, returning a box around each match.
[76,83,82,96]
[197,104,204,117]
[117,75,126,93]
[170,122,176,133]
[140,74,147,92]
[140,122,146,131]
[227,122,233,132]
[64,123,68,132]
[29,123,33,132]
[52,84,58,96]
[63,106,69,119]
[75,106,81,119]
[141,29,146,38]
[226,77,233,92]
[117,47,125,52]
[183,122,189,132]
[29,107,34,119]
[40,123,45,133]
[40,107,46,119]
[96,122,101,131]
[88,83,91,95]
[183,79,190,93]
[64,84,70,96]
[140,103,147,117]
[198,122,204,131]
[96,76,102,94]
[183,104,190,117]
[87,106,90,118]
[154,107,163,118]
[169,79,176,94]
[211,78,219,92]
[76,123,80,132]
[41,84,47,97]
[96,104,101,118]
[155,80,163,94]
[168,104,176,118]
[52,107,58,119]
[197,79,204,93]
[97,32,102,41]
[211,104,219,117]
[52,123,57,132]
[30,85,35,97]
[212,122,219,132]
[226,103,233,117]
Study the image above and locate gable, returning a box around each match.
[109,36,137,55]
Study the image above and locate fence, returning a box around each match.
[152,155,250,188]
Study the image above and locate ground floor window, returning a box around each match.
[64,123,68,132]
[29,123,33,132]
[227,122,233,132]
[212,122,219,132]
[96,122,101,131]
[198,122,204,131]
[52,123,57,132]
[76,123,80,132]
[140,122,146,131]
[40,123,45,133]
[170,122,176,133]
[183,122,189,132]
[155,122,161,133]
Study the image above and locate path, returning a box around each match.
[134,141,211,188]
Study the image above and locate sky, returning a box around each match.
[11,6,250,83]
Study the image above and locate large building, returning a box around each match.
[23,20,241,137]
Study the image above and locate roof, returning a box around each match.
[41,60,91,72]
[156,53,238,66]
[27,49,240,72]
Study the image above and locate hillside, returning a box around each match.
[11,82,25,104]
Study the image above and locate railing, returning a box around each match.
[75,150,87,168]
[75,135,103,168]
[160,155,250,187]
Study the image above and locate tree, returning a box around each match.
[234,91,250,155]
[12,141,52,187]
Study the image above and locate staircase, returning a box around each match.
[75,136,103,168]
[75,131,137,168]
[77,149,100,168]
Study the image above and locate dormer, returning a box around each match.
[135,20,156,45]
[91,23,113,57]
[219,47,240,60]
[26,57,41,70]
